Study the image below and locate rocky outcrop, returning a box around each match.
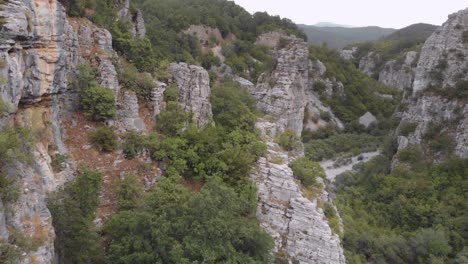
[170,63,213,127]
[150,81,167,117]
[0,0,136,262]
[117,0,146,38]
[253,120,345,264]
[413,8,468,95]
[340,47,357,61]
[395,8,468,162]
[249,36,309,136]
[250,33,345,263]
[117,90,146,132]
[70,18,120,96]
[359,51,381,77]
[378,51,418,90]
[358,111,377,128]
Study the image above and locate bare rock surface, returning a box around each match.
[170,63,213,127]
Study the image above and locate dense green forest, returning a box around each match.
[335,152,468,263]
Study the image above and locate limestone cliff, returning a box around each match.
[396,8,468,161]
[250,33,346,264]
[0,1,149,263]
[170,63,213,127]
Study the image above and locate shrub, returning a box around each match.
[89,126,117,152]
[0,98,12,116]
[454,80,468,99]
[290,157,325,187]
[80,84,116,122]
[51,154,68,172]
[156,102,191,136]
[122,131,146,159]
[277,129,301,151]
[462,31,468,43]
[163,84,179,102]
[0,173,20,203]
[400,122,418,136]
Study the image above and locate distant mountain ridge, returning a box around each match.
[299,24,396,49]
[313,22,354,28]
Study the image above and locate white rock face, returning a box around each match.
[395,8,468,161]
[359,111,377,128]
[249,36,309,136]
[250,33,345,263]
[413,8,468,95]
[0,1,138,263]
[170,63,213,127]
[359,52,380,77]
[117,90,146,132]
[340,47,357,61]
[252,120,345,264]
[150,81,168,117]
[378,51,418,90]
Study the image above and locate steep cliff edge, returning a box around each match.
[395,8,468,161]
[250,33,345,264]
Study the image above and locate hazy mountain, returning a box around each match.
[299,24,396,49]
[313,22,354,28]
[383,23,438,42]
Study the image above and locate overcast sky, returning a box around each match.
[232,0,467,29]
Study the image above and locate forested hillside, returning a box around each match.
[299,25,396,49]
[0,1,466,264]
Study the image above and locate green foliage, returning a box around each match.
[422,122,456,155]
[0,98,12,116]
[89,126,118,152]
[322,203,340,235]
[200,51,221,70]
[304,133,380,161]
[0,242,23,264]
[336,154,468,264]
[0,173,19,203]
[400,122,418,136]
[80,83,116,122]
[309,45,401,123]
[49,169,104,264]
[0,127,34,166]
[116,60,156,98]
[117,175,143,211]
[163,84,179,102]
[277,129,301,151]
[122,131,146,159]
[104,178,274,263]
[211,79,257,131]
[290,157,324,187]
[150,80,264,187]
[50,154,68,172]
[156,102,191,136]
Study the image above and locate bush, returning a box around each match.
[156,102,191,136]
[277,129,301,151]
[89,126,117,152]
[0,173,20,203]
[290,157,325,187]
[400,122,418,136]
[80,84,116,122]
[0,98,12,116]
[163,84,179,102]
[462,31,468,43]
[122,131,146,159]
